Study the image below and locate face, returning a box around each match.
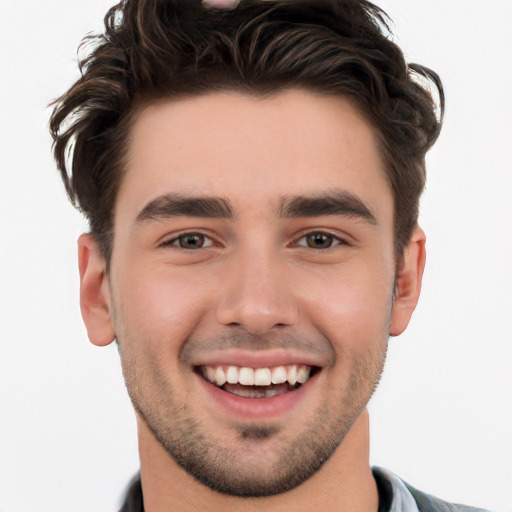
[79,90,424,497]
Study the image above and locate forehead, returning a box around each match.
[118,89,391,219]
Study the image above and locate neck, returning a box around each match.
[138,408,378,512]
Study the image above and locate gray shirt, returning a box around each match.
[119,467,492,511]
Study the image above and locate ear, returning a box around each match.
[389,226,426,337]
[78,234,116,346]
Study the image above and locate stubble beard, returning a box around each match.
[117,335,388,498]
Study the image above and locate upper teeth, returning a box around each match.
[201,365,311,387]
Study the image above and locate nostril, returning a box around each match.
[215,274,299,334]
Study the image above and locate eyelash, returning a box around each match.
[160,232,215,250]
[295,232,348,250]
[160,231,348,251]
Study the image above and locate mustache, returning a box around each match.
[179,331,335,364]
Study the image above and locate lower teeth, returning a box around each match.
[222,383,296,398]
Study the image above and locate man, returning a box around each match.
[49,0,490,510]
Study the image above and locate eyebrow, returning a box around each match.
[278,190,378,225]
[136,194,235,222]
[135,189,377,225]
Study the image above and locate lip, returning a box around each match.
[196,367,320,420]
[191,348,325,369]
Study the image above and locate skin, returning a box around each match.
[78,90,425,512]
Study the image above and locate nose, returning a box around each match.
[215,247,299,335]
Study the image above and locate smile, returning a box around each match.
[198,364,313,399]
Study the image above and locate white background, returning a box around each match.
[1,1,511,511]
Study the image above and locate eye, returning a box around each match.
[297,232,344,249]
[163,233,214,250]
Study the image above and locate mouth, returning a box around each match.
[197,364,317,399]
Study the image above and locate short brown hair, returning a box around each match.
[50,0,444,264]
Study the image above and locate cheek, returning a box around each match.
[300,261,394,351]
[113,266,215,348]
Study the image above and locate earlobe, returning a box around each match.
[78,234,116,346]
[389,227,426,337]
